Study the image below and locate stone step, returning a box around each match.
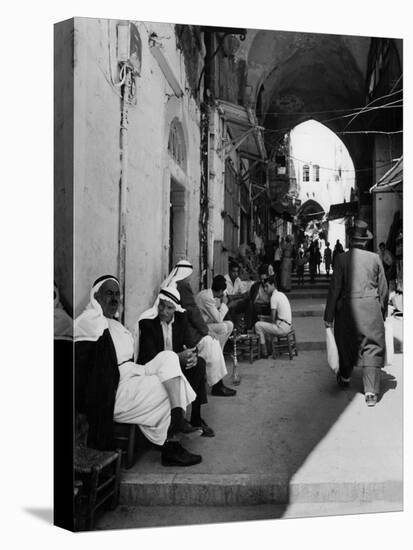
[290,284,329,294]
[294,309,324,317]
[118,472,402,506]
[289,291,328,300]
[297,341,326,351]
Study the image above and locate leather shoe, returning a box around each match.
[336,372,350,388]
[211,385,237,397]
[191,418,215,437]
[180,419,202,436]
[161,441,202,467]
[365,393,378,407]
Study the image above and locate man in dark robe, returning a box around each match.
[324,221,388,406]
[75,275,202,466]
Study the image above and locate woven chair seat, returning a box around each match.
[74,446,120,473]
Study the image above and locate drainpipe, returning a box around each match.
[118,65,132,323]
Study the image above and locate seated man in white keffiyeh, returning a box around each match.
[160,260,236,397]
[74,275,202,467]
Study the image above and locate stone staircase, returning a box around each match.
[289,271,329,352]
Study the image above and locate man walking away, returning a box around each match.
[324,220,388,407]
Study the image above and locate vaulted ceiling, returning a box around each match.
[237,29,372,171]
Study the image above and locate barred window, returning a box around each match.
[313,164,320,182]
[303,165,310,182]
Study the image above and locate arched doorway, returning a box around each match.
[290,119,355,248]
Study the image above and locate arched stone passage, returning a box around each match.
[241,30,373,196]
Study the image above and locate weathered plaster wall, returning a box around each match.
[54,19,74,312]
[71,18,201,330]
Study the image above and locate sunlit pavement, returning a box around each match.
[96,274,403,530]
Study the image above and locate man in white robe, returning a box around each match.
[74,275,202,467]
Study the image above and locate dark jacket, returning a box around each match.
[138,313,207,405]
[138,311,199,365]
[75,329,119,450]
[176,280,209,340]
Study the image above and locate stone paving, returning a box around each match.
[96,271,403,529]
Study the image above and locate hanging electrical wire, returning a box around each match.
[336,130,403,135]
[262,97,403,136]
[262,88,403,117]
[342,87,403,130]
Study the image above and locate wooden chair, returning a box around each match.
[234,331,261,363]
[272,328,298,360]
[74,446,121,530]
[113,423,137,469]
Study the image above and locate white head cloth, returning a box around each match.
[161,259,194,289]
[74,276,120,342]
[137,286,185,324]
[54,283,73,341]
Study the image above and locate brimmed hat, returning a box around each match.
[348,220,373,241]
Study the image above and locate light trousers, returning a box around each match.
[207,320,234,350]
[254,320,290,345]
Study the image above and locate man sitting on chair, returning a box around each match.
[169,260,236,397]
[224,261,250,330]
[75,275,202,467]
[254,275,292,358]
[195,275,234,351]
[245,264,272,329]
[137,287,214,437]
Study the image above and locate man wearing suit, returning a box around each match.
[138,287,214,437]
[324,220,388,407]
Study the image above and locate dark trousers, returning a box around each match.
[336,298,385,395]
[363,366,381,394]
[182,357,207,425]
[226,296,250,330]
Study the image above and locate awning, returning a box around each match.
[327,201,358,220]
[216,99,267,161]
[270,203,295,222]
[370,156,403,193]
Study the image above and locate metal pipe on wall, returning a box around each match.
[118,66,132,323]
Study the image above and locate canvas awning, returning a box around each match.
[370,156,403,193]
[270,203,295,222]
[327,201,358,220]
[216,99,267,161]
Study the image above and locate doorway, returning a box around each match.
[169,178,187,271]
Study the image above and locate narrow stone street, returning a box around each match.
[96,270,403,529]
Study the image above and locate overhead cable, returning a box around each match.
[342,87,403,130]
